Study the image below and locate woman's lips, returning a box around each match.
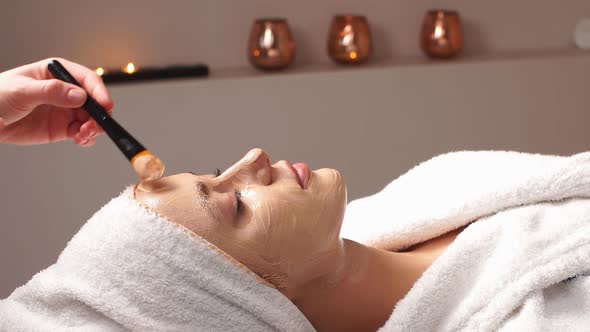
[292,163,310,189]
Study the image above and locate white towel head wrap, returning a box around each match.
[1,188,314,331]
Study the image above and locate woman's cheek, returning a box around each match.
[242,191,298,251]
[238,190,273,243]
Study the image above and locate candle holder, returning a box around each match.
[327,15,372,65]
[248,18,295,70]
[420,10,463,59]
[97,63,209,84]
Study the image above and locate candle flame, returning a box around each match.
[95,67,105,76]
[349,51,358,60]
[433,24,444,39]
[261,27,275,48]
[125,62,136,74]
[341,24,354,45]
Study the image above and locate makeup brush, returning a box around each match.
[47,59,165,182]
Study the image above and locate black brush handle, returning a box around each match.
[47,59,146,160]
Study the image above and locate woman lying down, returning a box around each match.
[2,148,590,331]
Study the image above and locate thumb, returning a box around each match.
[24,79,87,109]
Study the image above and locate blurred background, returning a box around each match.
[1,0,590,298]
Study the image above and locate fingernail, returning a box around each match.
[87,130,96,139]
[67,89,86,104]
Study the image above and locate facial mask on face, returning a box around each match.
[209,167,350,291]
[135,150,359,294]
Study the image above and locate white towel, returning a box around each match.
[0,187,314,331]
[341,150,590,331]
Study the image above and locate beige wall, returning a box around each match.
[1,1,590,298]
[1,0,589,71]
[2,53,590,297]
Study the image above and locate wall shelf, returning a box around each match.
[211,49,589,80]
[118,49,590,85]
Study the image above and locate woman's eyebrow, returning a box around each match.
[196,181,217,220]
[188,171,218,178]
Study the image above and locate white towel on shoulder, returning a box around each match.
[0,187,313,331]
[341,150,590,331]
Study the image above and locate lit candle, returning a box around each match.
[433,24,444,39]
[95,67,105,76]
[341,24,354,44]
[124,62,136,74]
[261,26,275,48]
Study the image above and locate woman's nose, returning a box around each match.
[229,148,272,185]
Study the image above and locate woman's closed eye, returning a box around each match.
[214,167,243,216]
[235,189,243,215]
[189,168,242,217]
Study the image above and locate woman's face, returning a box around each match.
[134,148,347,290]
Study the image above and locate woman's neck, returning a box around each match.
[288,239,432,331]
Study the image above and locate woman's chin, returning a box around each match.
[308,168,348,242]
[310,168,347,203]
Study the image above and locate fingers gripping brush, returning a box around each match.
[48,59,165,182]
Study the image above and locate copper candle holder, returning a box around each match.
[420,10,463,59]
[327,15,372,64]
[248,18,295,71]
